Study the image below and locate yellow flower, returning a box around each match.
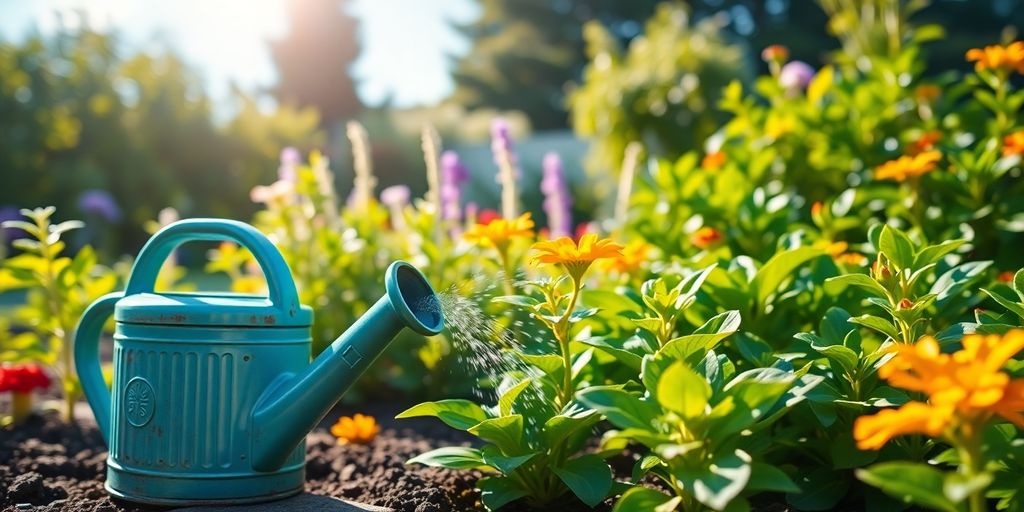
[1003,130,1024,157]
[813,240,848,258]
[595,240,652,275]
[873,150,941,181]
[531,234,623,281]
[463,212,534,252]
[330,413,380,445]
[854,332,1024,450]
[966,41,1024,74]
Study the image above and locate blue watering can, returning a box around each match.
[75,219,444,505]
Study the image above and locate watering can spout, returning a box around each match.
[251,261,444,472]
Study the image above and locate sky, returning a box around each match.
[0,0,478,107]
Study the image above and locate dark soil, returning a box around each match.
[1,402,657,512]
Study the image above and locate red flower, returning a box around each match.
[0,364,51,394]
[476,209,501,225]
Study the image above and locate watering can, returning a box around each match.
[74,218,444,505]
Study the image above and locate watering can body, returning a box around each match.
[75,219,444,505]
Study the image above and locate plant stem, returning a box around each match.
[957,428,987,512]
[555,278,582,408]
[12,392,32,424]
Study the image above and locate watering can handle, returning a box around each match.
[124,219,301,311]
[75,291,122,445]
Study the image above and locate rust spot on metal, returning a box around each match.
[263,315,276,325]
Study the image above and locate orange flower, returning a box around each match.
[966,41,1024,74]
[691,227,723,249]
[1003,131,1024,157]
[874,150,941,181]
[761,44,789,63]
[999,271,1015,283]
[854,332,1024,450]
[913,84,941,102]
[810,201,824,218]
[531,233,623,281]
[702,151,726,170]
[463,212,534,252]
[330,413,380,445]
[813,240,848,258]
[596,240,652,275]
[909,131,942,155]
[836,252,868,266]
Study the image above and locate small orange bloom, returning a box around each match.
[463,212,534,252]
[596,240,652,275]
[691,227,723,249]
[836,252,868,266]
[813,240,848,258]
[702,151,726,170]
[1003,131,1024,157]
[531,234,623,281]
[966,41,1024,74]
[908,131,942,155]
[810,201,824,218]
[761,44,789,63]
[999,271,1015,283]
[913,84,941,102]
[874,150,942,181]
[854,332,1024,450]
[330,413,381,445]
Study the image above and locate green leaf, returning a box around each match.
[675,449,751,511]
[492,295,540,308]
[856,462,958,512]
[878,225,915,270]
[824,273,889,298]
[480,445,536,474]
[552,454,613,508]
[577,387,659,430]
[407,447,489,470]
[747,463,800,493]
[396,399,489,431]
[724,368,795,415]
[612,487,681,512]
[982,288,1024,322]
[750,247,824,306]
[478,476,528,511]
[1014,269,1024,301]
[579,337,644,370]
[516,352,563,373]
[849,315,901,341]
[810,343,859,377]
[659,333,734,361]
[631,455,664,483]
[786,470,850,511]
[658,361,710,417]
[694,310,742,335]
[542,407,600,447]
[913,240,965,268]
[468,416,525,456]
[498,380,531,416]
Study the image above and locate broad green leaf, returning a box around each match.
[492,295,540,308]
[1015,269,1024,301]
[478,476,528,511]
[579,337,644,370]
[849,315,901,341]
[786,470,850,510]
[913,239,965,268]
[660,333,733,361]
[856,462,958,512]
[407,446,489,470]
[750,247,824,306]
[932,261,992,303]
[658,361,710,417]
[724,368,795,414]
[498,379,532,416]
[694,310,742,335]
[824,273,889,299]
[982,288,1024,322]
[612,487,681,512]
[577,387,659,430]
[480,445,536,474]
[397,399,488,431]
[552,454,613,508]
[542,407,600,447]
[468,415,525,456]
[747,463,800,493]
[675,449,751,510]
[878,225,915,270]
[810,343,859,377]
[631,455,664,483]
[516,352,563,373]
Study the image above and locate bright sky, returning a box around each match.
[0,0,478,107]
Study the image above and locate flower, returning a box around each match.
[541,152,572,238]
[0,364,51,394]
[531,233,623,282]
[596,240,652,275]
[691,227,723,249]
[464,212,534,252]
[380,185,411,209]
[909,131,942,155]
[702,151,726,170]
[966,41,1024,74]
[999,271,1015,283]
[913,84,941,102]
[490,118,517,167]
[330,413,380,445]
[77,189,122,223]
[278,147,301,182]
[874,150,942,181]
[761,44,789,63]
[491,118,521,219]
[813,240,848,257]
[836,252,868,266]
[1003,130,1024,157]
[440,150,469,222]
[779,61,815,90]
[251,180,295,204]
[854,332,1024,450]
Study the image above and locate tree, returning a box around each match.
[449,0,661,131]
[270,0,362,128]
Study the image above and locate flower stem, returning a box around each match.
[957,429,987,512]
[556,278,582,408]
[12,392,32,424]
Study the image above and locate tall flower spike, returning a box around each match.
[440,150,469,224]
[541,152,572,238]
[491,118,519,220]
[347,121,376,213]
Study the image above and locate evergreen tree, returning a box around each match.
[270,0,362,128]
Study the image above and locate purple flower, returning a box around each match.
[77,189,122,222]
[541,152,572,238]
[278,147,301,182]
[440,150,468,222]
[779,61,815,90]
[0,206,22,243]
[490,118,517,168]
[380,185,411,208]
